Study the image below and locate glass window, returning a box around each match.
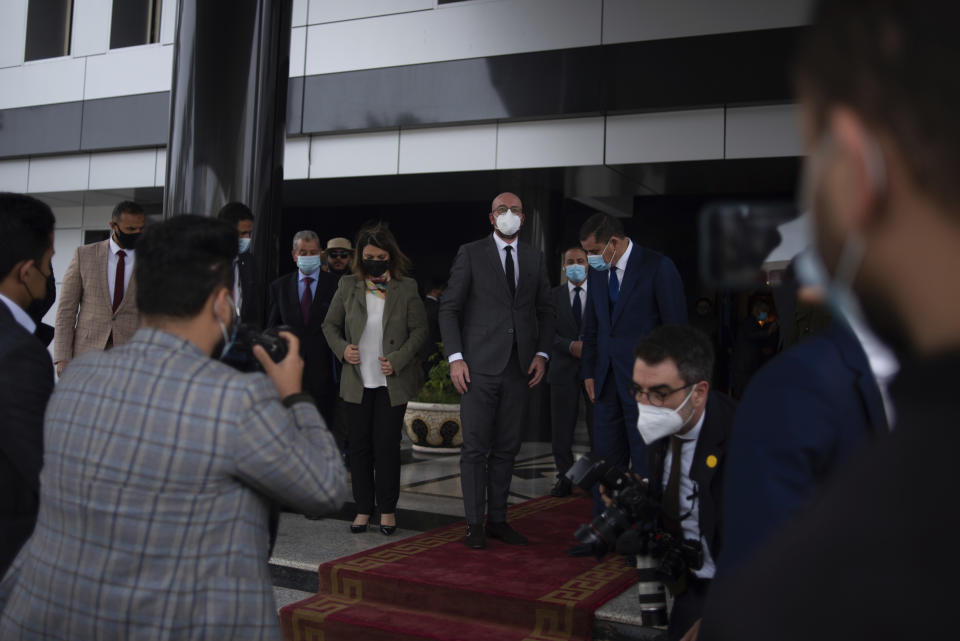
[24,0,73,61]
[110,0,162,49]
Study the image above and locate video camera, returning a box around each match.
[565,455,704,626]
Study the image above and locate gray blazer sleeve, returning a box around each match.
[438,244,471,357]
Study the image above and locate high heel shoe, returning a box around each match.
[350,523,367,534]
[379,513,397,536]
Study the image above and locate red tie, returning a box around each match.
[301,277,314,324]
[112,250,126,312]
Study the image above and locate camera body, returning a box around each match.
[227,324,291,368]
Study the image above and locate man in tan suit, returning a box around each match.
[54,201,144,377]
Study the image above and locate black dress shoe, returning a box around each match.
[350,523,368,534]
[550,476,572,498]
[485,521,528,546]
[464,523,486,549]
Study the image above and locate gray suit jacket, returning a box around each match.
[0,328,347,639]
[439,235,554,376]
[547,283,584,385]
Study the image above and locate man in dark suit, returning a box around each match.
[439,192,554,549]
[548,246,594,496]
[0,193,56,577]
[267,230,340,426]
[580,213,686,504]
[630,325,736,641]
[217,202,259,326]
[719,320,892,572]
[700,3,960,639]
[418,276,445,375]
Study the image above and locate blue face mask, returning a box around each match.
[757,311,768,321]
[297,255,322,275]
[238,237,251,254]
[565,264,587,283]
[586,239,612,272]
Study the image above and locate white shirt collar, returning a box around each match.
[0,292,36,335]
[492,232,517,252]
[567,279,587,293]
[612,238,633,272]
[676,402,706,443]
[108,235,133,256]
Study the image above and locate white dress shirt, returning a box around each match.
[846,313,900,428]
[107,237,135,305]
[567,279,587,312]
[358,290,387,389]
[0,292,36,335]
[297,271,319,301]
[232,260,242,314]
[608,237,633,287]
[448,233,548,363]
[661,410,717,580]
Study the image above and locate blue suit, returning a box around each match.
[718,321,889,574]
[581,241,686,484]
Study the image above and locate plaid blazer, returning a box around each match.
[53,239,140,364]
[0,328,347,640]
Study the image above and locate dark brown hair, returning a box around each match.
[796,0,960,210]
[353,221,412,280]
[579,213,624,244]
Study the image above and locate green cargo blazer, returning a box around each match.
[322,274,428,406]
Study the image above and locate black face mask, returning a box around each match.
[113,227,140,250]
[26,267,56,324]
[363,259,389,278]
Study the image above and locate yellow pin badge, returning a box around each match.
[706,454,719,469]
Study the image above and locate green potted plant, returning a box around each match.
[403,347,463,453]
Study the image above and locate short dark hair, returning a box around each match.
[0,193,56,279]
[796,0,960,210]
[217,202,254,226]
[634,325,715,387]
[135,215,235,319]
[112,200,144,221]
[563,245,588,259]
[353,221,412,280]
[579,213,624,244]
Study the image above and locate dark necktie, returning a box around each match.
[504,245,516,297]
[300,277,314,325]
[572,286,583,332]
[661,436,684,536]
[112,250,126,313]
[609,265,620,306]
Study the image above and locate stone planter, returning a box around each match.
[404,401,462,453]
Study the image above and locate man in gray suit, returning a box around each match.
[548,246,594,496]
[0,215,347,640]
[440,192,554,549]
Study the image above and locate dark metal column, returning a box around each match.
[163,0,291,327]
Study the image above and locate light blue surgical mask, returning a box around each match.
[757,311,768,321]
[297,255,322,275]
[565,264,587,283]
[586,239,612,272]
[238,237,251,254]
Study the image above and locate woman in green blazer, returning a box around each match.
[322,223,427,535]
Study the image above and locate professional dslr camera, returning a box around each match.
[222,324,291,371]
[565,455,704,625]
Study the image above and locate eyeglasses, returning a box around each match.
[327,251,352,259]
[629,382,694,407]
[493,205,523,215]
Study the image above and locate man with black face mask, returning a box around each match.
[54,200,144,377]
[0,192,56,577]
[700,2,960,640]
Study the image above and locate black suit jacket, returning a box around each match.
[547,284,584,385]
[439,235,554,376]
[0,302,54,575]
[266,270,339,400]
[237,251,259,326]
[647,391,737,562]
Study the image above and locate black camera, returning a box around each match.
[223,324,292,371]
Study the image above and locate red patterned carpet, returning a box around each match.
[280,496,636,641]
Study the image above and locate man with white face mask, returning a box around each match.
[439,192,554,550]
[630,325,736,641]
[701,2,960,640]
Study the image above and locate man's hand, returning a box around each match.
[379,356,394,376]
[569,340,583,359]
[584,378,595,402]
[450,359,470,394]
[254,331,304,399]
[528,355,547,388]
[343,344,360,365]
[55,360,69,377]
[679,619,701,641]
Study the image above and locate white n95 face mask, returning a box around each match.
[635,388,694,445]
[495,210,522,236]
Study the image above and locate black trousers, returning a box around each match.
[344,387,407,514]
[549,379,594,477]
[668,576,711,641]
[459,348,528,524]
